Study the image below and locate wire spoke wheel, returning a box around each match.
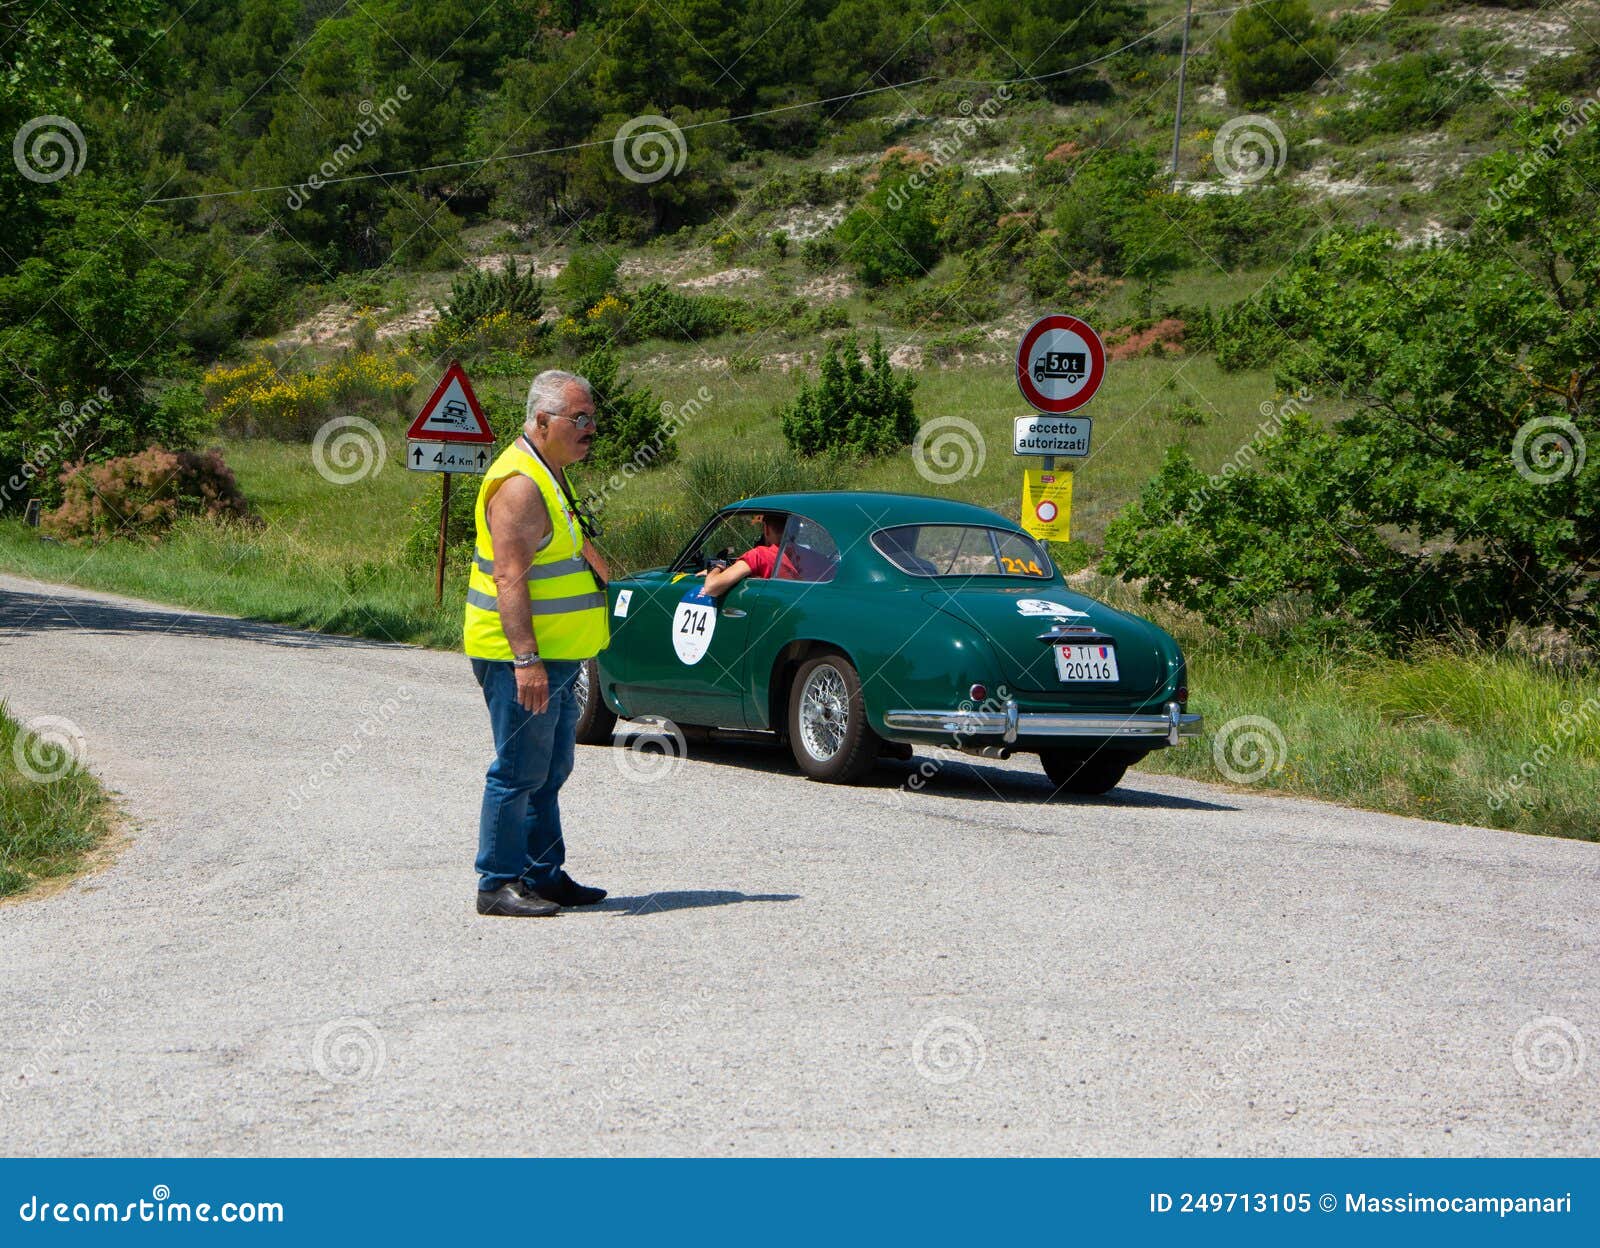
[788,654,879,783]
[798,664,849,761]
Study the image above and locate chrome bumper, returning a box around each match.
[883,700,1202,748]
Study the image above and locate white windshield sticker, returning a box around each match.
[614,589,632,618]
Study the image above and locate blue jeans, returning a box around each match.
[472,658,582,893]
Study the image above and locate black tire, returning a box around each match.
[572,658,618,745]
[1040,749,1129,795]
[787,653,880,783]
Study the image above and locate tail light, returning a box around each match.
[1176,685,1188,707]
[969,683,987,702]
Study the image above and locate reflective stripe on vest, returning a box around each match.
[462,440,610,661]
[465,587,607,615]
[473,551,589,581]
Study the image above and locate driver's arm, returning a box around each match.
[701,558,753,598]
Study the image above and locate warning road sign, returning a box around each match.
[1016,314,1105,414]
[407,361,494,443]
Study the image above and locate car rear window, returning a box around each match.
[871,525,1053,578]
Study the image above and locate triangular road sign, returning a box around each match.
[407,361,495,443]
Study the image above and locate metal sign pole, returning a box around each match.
[434,471,452,607]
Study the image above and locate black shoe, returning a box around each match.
[529,872,607,907]
[476,883,559,917]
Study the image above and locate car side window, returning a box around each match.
[682,513,763,570]
[775,516,839,583]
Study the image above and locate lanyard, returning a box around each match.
[519,435,583,546]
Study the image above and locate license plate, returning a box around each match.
[1054,643,1119,682]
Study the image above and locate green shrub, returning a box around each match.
[1221,0,1335,104]
[1327,53,1490,141]
[430,258,546,358]
[834,155,947,285]
[384,193,464,270]
[808,304,851,332]
[927,327,985,362]
[780,333,917,458]
[877,279,999,328]
[1182,185,1314,269]
[628,282,749,341]
[801,237,839,270]
[1038,147,1172,278]
[45,447,255,541]
[576,345,673,473]
[553,248,620,318]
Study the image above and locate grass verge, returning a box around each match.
[1085,576,1600,843]
[0,703,119,899]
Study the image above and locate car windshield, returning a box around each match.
[872,525,1053,578]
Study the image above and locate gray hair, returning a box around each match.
[525,369,594,428]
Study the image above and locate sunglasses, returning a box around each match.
[552,410,598,432]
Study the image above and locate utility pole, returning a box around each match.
[1169,0,1195,190]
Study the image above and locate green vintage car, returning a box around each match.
[574,491,1200,793]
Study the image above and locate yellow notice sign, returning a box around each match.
[1020,468,1072,541]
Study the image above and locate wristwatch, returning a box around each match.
[512,650,541,668]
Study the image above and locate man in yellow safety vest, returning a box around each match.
[464,369,611,917]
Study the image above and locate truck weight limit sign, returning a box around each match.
[1016,314,1105,414]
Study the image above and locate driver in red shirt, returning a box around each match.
[701,512,794,596]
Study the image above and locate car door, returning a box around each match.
[610,512,761,728]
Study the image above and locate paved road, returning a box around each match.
[1,572,1596,1156]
